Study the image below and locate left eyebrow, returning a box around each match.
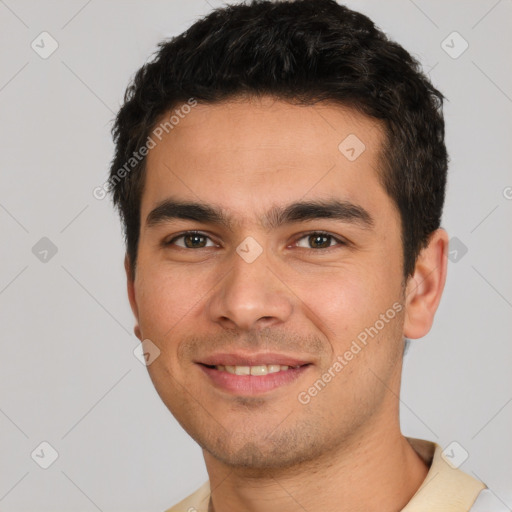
[264,198,374,231]
[145,197,374,231]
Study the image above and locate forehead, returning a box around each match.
[141,96,393,228]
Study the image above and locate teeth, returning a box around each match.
[250,365,267,376]
[214,364,299,375]
[235,366,250,375]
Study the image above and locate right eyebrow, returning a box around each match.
[146,199,235,230]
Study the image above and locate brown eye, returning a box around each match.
[166,231,215,249]
[295,232,345,250]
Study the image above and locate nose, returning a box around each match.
[206,244,294,332]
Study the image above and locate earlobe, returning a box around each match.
[403,228,449,340]
[124,254,142,341]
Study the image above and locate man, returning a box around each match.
[107,1,496,510]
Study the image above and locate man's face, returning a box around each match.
[128,96,409,470]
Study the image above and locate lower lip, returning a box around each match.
[198,364,311,395]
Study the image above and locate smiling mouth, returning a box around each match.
[200,363,311,376]
[198,362,312,395]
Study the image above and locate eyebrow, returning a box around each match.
[145,197,374,231]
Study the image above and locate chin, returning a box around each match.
[199,422,329,472]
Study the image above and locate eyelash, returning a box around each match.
[164,230,347,251]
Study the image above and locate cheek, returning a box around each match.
[291,262,403,356]
[135,264,208,339]
[301,274,362,339]
[293,267,377,329]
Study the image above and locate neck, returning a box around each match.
[203,423,429,512]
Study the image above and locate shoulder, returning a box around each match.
[163,480,210,512]
[403,437,486,511]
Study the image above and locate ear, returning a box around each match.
[125,254,142,341]
[403,228,449,339]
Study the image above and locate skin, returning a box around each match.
[125,96,449,512]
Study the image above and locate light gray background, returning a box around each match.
[1,0,511,510]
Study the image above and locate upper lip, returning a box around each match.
[197,352,312,367]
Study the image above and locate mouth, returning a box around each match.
[196,360,312,395]
[200,363,309,375]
